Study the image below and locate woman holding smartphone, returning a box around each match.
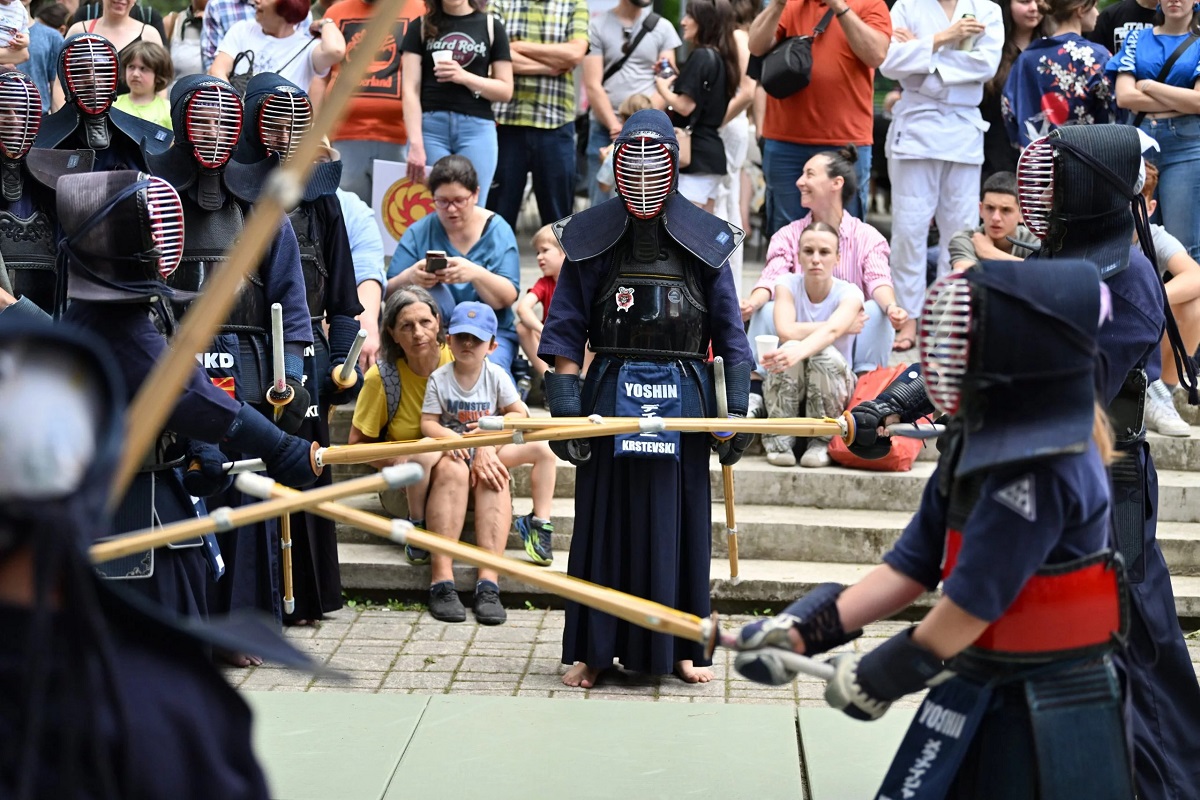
[385,155,522,379]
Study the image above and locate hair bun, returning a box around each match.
[839,144,858,164]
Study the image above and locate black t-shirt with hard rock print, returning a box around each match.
[400,11,511,120]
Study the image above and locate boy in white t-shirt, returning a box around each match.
[421,301,559,582]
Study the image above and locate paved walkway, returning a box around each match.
[227,607,1200,711]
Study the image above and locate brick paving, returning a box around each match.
[226,607,1200,711]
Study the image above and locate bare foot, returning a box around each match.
[675,660,714,683]
[562,662,602,688]
[218,650,264,668]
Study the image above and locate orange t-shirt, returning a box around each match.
[761,0,891,146]
[326,0,426,144]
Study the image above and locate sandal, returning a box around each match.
[892,336,916,352]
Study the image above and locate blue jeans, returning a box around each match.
[422,111,499,206]
[762,139,871,240]
[333,139,407,204]
[1141,114,1200,259]
[586,116,617,207]
[487,122,577,230]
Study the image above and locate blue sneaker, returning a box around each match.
[514,513,553,566]
[405,518,430,565]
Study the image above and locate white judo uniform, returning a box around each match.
[880,0,1002,322]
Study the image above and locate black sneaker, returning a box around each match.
[473,582,507,626]
[428,581,466,622]
[405,518,430,565]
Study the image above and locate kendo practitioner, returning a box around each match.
[145,74,315,643]
[0,316,317,800]
[58,169,321,621]
[34,33,172,172]
[0,71,94,319]
[736,259,1133,799]
[843,124,1200,800]
[538,109,754,687]
[234,72,364,625]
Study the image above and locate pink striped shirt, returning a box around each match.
[753,211,893,301]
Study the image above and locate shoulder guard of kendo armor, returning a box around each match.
[554,195,744,270]
[23,148,95,189]
[35,104,173,155]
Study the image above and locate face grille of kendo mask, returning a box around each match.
[614,136,674,219]
[919,272,973,417]
[144,176,185,278]
[0,74,41,160]
[63,35,118,115]
[257,91,312,164]
[1016,136,1055,240]
[184,84,242,168]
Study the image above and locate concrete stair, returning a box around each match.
[327,405,1200,619]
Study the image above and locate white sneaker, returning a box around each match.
[1146,380,1191,438]
[748,393,766,419]
[800,440,831,468]
[766,449,796,467]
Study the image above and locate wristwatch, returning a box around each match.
[317,17,334,28]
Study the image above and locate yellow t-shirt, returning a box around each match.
[113,94,173,131]
[352,344,453,442]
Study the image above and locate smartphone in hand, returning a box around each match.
[425,250,447,273]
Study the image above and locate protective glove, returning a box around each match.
[848,399,896,460]
[543,370,591,466]
[183,440,234,497]
[713,415,753,467]
[324,316,364,406]
[825,627,947,722]
[223,405,319,489]
[269,376,310,435]
[732,583,862,686]
[847,366,933,460]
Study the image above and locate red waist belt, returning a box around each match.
[942,529,1127,657]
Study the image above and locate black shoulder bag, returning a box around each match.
[1133,32,1200,128]
[759,7,836,99]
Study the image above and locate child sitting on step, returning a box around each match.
[421,301,559,568]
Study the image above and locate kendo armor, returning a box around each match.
[148,76,269,334]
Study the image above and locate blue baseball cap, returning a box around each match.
[448,301,497,341]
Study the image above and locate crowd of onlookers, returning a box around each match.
[3,0,1199,532]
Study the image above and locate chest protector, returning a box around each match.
[167,200,267,334]
[941,451,1125,662]
[590,238,710,361]
[0,207,60,314]
[288,203,327,323]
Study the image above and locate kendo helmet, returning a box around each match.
[58,33,118,116]
[170,75,243,170]
[59,170,185,303]
[240,72,312,164]
[919,259,1103,476]
[611,109,679,221]
[1016,124,1143,281]
[0,71,41,202]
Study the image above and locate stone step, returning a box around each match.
[335,491,1200,575]
[336,541,1200,619]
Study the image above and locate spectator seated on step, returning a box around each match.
[417,301,559,624]
[947,172,1039,272]
[758,223,863,469]
[384,155,521,382]
[348,287,472,608]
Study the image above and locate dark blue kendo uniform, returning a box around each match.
[1098,245,1200,799]
[540,110,754,675]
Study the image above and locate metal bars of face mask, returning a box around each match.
[185,84,242,169]
[258,91,312,164]
[63,35,118,115]
[143,177,185,278]
[920,272,973,417]
[0,74,41,159]
[614,136,673,220]
[1016,136,1056,240]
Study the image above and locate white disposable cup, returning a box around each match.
[755,335,780,362]
[431,50,454,64]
